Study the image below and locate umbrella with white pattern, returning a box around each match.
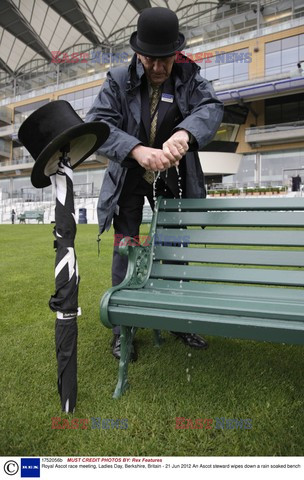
[49,149,80,413]
[18,101,110,412]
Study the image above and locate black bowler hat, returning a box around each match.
[130,7,186,57]
[18,100,110,188]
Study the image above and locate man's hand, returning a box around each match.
[130,145,172,171]
[162,130,190,166]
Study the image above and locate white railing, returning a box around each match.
[246,120,304,134]
[0,196,100,224]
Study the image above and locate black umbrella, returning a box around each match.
[18,101,110,413]
[49,149,79,412]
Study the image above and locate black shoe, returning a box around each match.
[170,332,208,349]
[111,334,137,362]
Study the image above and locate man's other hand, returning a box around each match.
[162,130,189,166]
[130,145,172,171]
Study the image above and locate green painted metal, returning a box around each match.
[111,289,304,321]
[153,330,165,346]
[159,197,304,211]
[150,264,304,286]
[157,211,304,227]
[154,245,304,266]
[113,326,137,399]
[99,196,304,397]
[17,210,44,223]
[100,199,160,329]
[107,306,304,345]
[143,279,304,301]
[156,228,304,246]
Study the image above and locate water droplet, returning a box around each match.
[187,374,191,382]
[186,368,189,373]
[152,172,161,213]
[176,166,183,199]
[188,353,192,357]
[188,320,192,324]
[150,282,153,287]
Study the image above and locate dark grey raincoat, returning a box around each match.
[86,55,224,233]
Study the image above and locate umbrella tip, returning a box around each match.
[63,398,76,414]
[64,399,69,413]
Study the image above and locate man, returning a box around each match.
[86,7,224,360]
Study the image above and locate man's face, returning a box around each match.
[137,53,176,86]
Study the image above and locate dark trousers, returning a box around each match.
[111,169,175,334]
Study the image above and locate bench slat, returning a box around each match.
[108,305,304,345]
[111,289,304,321]
[154,245,304,267]
[155,228,304,247]
[159,198,304,211]
[157,211,304,227]
[144,278,304,302]
[150,263,304,286]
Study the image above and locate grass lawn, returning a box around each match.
[0,223,303,457]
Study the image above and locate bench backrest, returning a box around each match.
[23,211,44,219]
[148,197,304,289]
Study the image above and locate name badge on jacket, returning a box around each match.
[161,93,174,103]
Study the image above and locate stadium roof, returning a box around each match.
[0,0,220,77]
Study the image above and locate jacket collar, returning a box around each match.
[126,55,144,92]
[127,53,200,91]
[173,53,200,88]
[126,53,200,123]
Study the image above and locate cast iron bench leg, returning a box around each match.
[113,325,137,399]
[153,329,164,346]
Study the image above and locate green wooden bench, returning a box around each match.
[100,197,304,398]
[18,211,44,223]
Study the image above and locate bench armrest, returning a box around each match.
[100,197,161,329]
[100,236,153,329]
[118,236,152,286]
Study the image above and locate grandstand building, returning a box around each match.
[0,0,303,210]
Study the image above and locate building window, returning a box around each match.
[225,149,304,186]
[213,124,240,142]
[200,48,250,84]
[261,149,304,184]
[14,99,49,124]
[59,86,101,118]
[225,153,256,186]
[265,34,304,76]
[265,93,304,124]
